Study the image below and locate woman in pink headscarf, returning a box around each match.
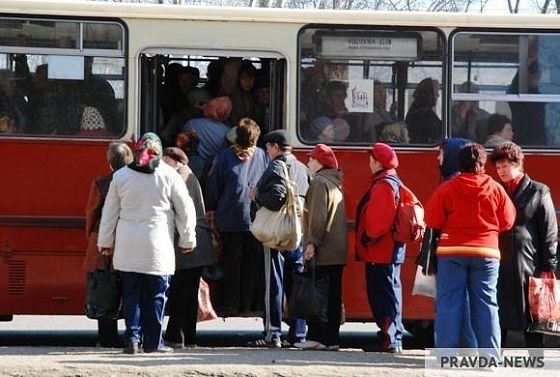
[98,132,197,355]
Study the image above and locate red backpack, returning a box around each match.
[385,177,426,243]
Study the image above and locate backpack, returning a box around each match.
[384,176,426,243]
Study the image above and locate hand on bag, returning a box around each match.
[248,187,257,201]
[180,248,194,254]
[304,244,315,261]
[99,247,113,256]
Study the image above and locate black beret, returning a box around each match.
[262,130,291,147]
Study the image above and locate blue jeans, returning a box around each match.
[365,263,404,350]
[436,256,500,357]
[461,294,477,348]
[268,249,285,340]
[121,272,170,351]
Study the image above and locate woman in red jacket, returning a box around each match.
[425,143,515,358]
[355,142,405,353]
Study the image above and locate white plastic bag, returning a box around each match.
[412,265,436,298]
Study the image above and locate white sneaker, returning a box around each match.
[293,340,327,350]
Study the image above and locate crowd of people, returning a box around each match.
[81,59,557,357]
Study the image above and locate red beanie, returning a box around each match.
[370,142,399,169]
[309,144,339,169]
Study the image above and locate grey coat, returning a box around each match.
[498,175,558,330]
[174,165,217,270]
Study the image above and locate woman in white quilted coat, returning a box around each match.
[98,132,196,355]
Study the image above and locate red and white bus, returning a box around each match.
[1,1,559,332]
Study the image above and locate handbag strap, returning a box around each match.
[278,160,298,215]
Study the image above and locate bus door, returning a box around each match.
[138,49,287,315]
[0,17,127,318]
[139,50,287,144]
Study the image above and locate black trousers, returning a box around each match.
[307,265,344,347]
[97,318,120,347]
[221,231,264,313]
[165,267,202,345]
[501,328,545,348]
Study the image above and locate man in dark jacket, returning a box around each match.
[248,129,310,348]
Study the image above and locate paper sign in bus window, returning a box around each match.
[346,79,374,113]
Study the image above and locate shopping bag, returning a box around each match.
[411,265,436,298]
[250,161,301,251]
[528,272,560,335]
[197,278,218,322]
[288,260,329,323]
[85,256,121,320]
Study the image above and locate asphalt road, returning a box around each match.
[0,315,411,349]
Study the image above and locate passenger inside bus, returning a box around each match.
[252,72,271,141]
[378,122,410,144]
[27,64,59,135]
[181,96,232,187]
[203,59,224,98]
[79,57,119,136]
[484,113,514,148]
[0,69,29,133]
[363,81,395,141]
[508,61,546,146]
[160,88,210,147]
[162,64,200,125]
[309,116,350,143]
[450,81,490,144]
[229,60,258,127]
[405,77,442,144]
[218,58,242,97]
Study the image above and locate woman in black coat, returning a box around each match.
[490,142,558,348]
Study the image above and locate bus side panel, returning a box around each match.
[0,140,110,315]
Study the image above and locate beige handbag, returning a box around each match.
[250,161,302,251]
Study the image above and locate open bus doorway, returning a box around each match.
[138,51,287,317]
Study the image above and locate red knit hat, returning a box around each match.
[309,143,339,169]
[370,142,399,169]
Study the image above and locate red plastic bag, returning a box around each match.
[528,272,560,335]
[197,278,217,322]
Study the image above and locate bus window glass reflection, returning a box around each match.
[297,27,444,146]
[451,32,560,148]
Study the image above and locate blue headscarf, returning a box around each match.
[439,137,472,181]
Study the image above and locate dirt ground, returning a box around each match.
[0,346,427,377]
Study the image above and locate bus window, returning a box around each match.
[0,18,126,138]
[451,32,560,148]
[298,27,444,146]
